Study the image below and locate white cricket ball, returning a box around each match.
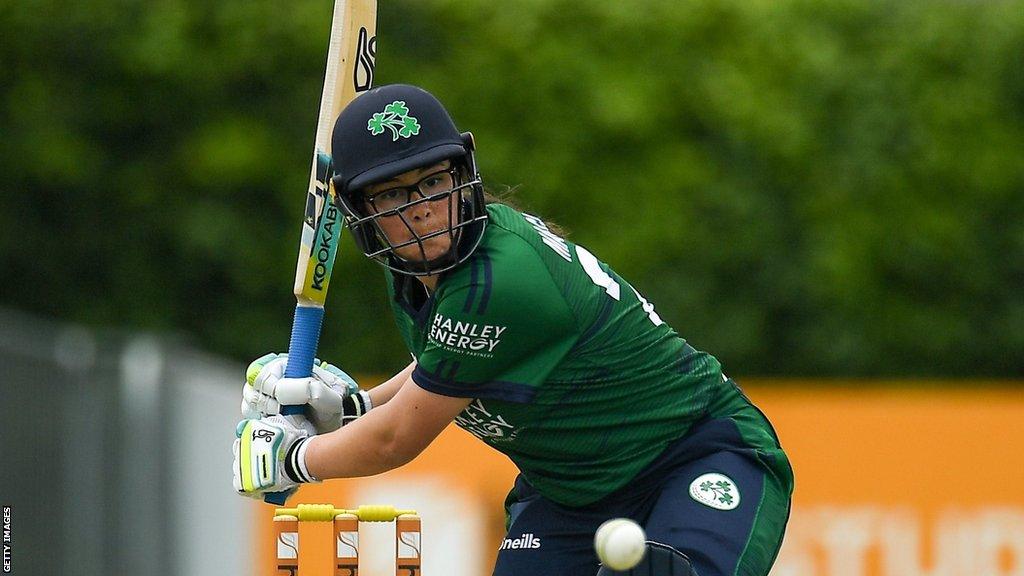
[594,518,646,571]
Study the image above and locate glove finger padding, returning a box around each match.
[273,377,318,407]
[313,361,360,395]
[240,353,287,419]
[241,384,281,419]
[249,354,288,396]
[245,353,279,384]
[306,382,346,432]
[241,352,369,434]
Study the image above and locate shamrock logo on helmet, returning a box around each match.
[367,100,421,141]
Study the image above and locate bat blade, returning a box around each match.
[266,0,377,505]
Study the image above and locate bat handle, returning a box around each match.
[281,304,325,414]
[263,304,325,506]
[263,488,294,506]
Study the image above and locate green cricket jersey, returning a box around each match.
[386,204,768,506]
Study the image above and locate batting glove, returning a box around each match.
[241,353,372,434]
[232,415,319,498]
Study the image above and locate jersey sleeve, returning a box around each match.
[411,246,578,403]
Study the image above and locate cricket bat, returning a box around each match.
[267,0,377,505]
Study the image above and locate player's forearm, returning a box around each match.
[304,370,464,480]
[367,361,416,408]
[305,406,411,479]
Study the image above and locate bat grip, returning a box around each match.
[282,304,326,413]
[263,304,325,506]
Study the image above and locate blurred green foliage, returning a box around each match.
[2,0,1022,377]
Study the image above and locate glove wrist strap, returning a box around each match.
[284,437,320,484]
[340,390,373,426]
[356,389,373,414]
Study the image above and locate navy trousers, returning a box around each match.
[493,418,792,576]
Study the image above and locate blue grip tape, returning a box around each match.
[280,305,324,415]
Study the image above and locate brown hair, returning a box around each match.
[481,186,570,238]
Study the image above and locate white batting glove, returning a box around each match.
[232,415,318,498]
[241,353,372,433]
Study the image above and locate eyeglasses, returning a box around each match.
[363,167,460,214]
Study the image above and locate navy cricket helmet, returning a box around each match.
[330,84,487,276]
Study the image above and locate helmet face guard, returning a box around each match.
[330,84,489,277]
[332,147,487,276]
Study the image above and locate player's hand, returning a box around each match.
[232,415,318,498]
[241,353,372,433]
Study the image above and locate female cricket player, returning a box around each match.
[233,84,793,576]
